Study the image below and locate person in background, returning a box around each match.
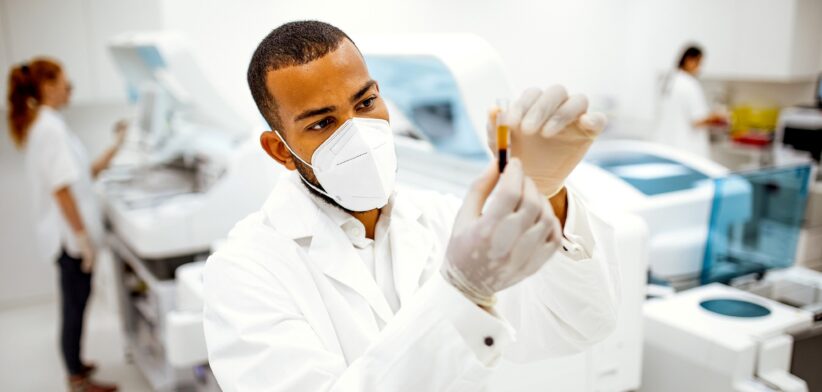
[7,58,123,392]
[656,44,727,158]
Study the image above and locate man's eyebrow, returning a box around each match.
[294,106,336,123]
[350,80,377,103]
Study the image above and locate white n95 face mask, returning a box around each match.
[275,117,397,212]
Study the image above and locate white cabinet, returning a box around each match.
[0,0,161,106]
[715,0,822,80]
[635,0,822,81]
[724,0,796,79]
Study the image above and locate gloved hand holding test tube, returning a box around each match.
[443,87,606,308]
[487,86,607,196]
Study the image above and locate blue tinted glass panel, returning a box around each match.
[701,165,812,284]
[137,46,166,70]
[365,56,487,159]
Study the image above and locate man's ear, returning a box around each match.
[260,130,296,171]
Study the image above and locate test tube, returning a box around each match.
[496,99,510,172]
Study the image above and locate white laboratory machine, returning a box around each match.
[568,141,821,391]
[100,33,278,391]
[569,140,735,289]
[641,163,821,392]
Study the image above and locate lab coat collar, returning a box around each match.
[261,172,321,241]
[262,172,432,323]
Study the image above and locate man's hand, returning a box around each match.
[441,159,561,307]
[488,86,607,197]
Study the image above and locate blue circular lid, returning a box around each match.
[699,298,771,318]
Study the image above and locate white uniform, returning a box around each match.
[24,106,104,262]
[656,70,711,158]
[203,173,618,391]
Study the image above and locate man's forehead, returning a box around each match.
[264,41,370,119]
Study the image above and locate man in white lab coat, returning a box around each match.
[203,20,618,391]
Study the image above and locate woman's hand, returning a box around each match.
[113,119,129,148]
[91,119,129,178]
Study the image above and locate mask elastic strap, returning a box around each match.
[273,130,334,200]
[274,130,313,168]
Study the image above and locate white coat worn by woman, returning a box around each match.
[656,45,726,158]
[7,58,124,392]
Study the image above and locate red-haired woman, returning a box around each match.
[7,58,122,392]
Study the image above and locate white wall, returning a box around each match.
[156,0,631,125]
[0,0,163,107]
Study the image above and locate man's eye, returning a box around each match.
[309,117,334,131]
[357,96,377,110]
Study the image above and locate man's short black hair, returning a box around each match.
[247,20,354,131]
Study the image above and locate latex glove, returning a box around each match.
[488,86,607,196]
[75,231,96,273]
[441,158,562,307]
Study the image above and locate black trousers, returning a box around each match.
[57,249,91,376]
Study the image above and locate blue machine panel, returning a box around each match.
[701,165,812,284]
[585,152,710,196]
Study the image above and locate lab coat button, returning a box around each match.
[484,336,494,347]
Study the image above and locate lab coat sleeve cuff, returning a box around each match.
[416,273,516,366]
[559,189,595,261]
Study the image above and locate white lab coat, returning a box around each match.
[656,70,711,158]
[24,106,104,262]
[203,173,618,392]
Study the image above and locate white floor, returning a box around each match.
[0,287,152,391]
